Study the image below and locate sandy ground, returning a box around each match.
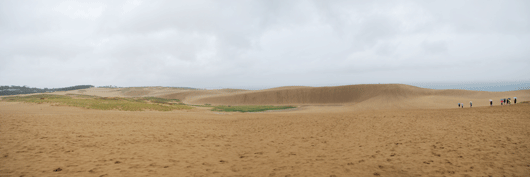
[1,101,530,177]
[1,84,530,176]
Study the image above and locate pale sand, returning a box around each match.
[1,84,529,176]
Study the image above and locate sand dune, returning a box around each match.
[166,84,426,106]
[4,84,528,110]
[2,84,530,176]
[39,84,530,110]
[187,84,530,109]
[160,89,248,104]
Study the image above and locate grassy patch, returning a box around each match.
[3,94,192,111]
[65,93,97,98]
[191,104,215,107]
[211,105,296,112]
[138,97,180,104]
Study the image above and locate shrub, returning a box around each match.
[211,105,296,112]
[3,94,192,111]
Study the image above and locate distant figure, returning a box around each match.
[461,103,464,108]
[514,97,517,104]
[504,98,506,105]
[470,101,472,108]
[458,103,461,108]
[489,99,492,106]
[501,99,503,105]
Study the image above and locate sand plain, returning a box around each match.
[1,84,530,177]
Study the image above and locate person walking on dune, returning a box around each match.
[514,97,517,104]
[490,99,492,106]
[458,103,461,108]
[470,101,472,108]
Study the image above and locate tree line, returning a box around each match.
[0,85,94,96]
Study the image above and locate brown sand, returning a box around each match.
[189,84,530,108]
[1,84,530,176]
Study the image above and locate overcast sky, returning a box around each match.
[1,0,529,89]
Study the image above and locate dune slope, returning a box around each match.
[188,84,530,109]
[188,84,420,105]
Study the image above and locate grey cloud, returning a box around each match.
[422,40,448,55]
[416,0,530,34]
[0,0,529,88]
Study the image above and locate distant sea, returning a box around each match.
[409,81,530,92]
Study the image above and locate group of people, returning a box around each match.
[499,97,516,105]
[457,102,470,108]
[459,97,517,108]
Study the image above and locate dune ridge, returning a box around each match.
[182,84,530,109]
[25,84,529,110]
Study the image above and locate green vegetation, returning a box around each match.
[138,97,180,104]
[191,104,215,107]
[65,93,97,98]
[2,94,298,113]
[1,85,94,96]
[211,105,296,112]
[3,94,192,111]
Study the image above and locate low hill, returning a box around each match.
[184,84,530,110]
[25,84,528,110]
[0,85,94,96]
[188,84,419,105]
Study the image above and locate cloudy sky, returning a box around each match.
[1,0,529,89]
